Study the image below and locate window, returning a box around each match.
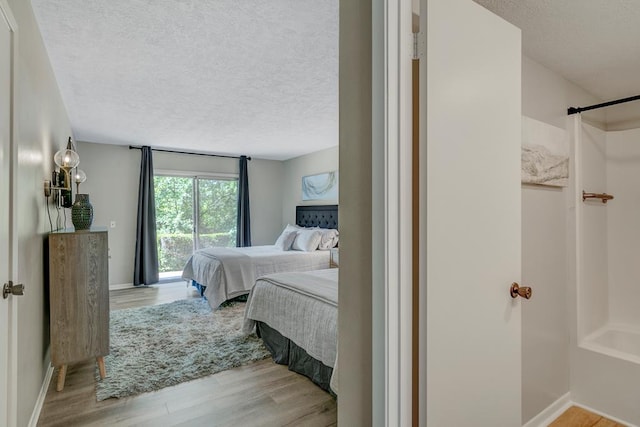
[154,173,238,278]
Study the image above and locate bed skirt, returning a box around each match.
[256,321,335,396]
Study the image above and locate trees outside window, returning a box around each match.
[154,174,238,276]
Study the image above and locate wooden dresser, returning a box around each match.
[48,227,109,391]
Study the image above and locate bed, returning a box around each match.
[181,205,338,309]
[243,268,338,395]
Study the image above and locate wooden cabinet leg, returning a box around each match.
[97,356,106,379]
[56,365,67,392]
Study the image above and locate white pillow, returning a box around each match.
[317,228,339,250]
[291,229,322,252]
[274,230,297,251]
[284,223,302,233]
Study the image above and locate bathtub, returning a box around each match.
[582,326,640,366]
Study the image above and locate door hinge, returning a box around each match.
[413,32,425,59]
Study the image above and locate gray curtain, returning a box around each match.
[236,155,251,247]
[133,146,159,285]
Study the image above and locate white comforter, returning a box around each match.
[243,268,338,393]
[181,245,330,309]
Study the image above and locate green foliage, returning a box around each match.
[197,178,238,236]
[154,175,238,273]
[154,176,193,235]
[157,233,193,272]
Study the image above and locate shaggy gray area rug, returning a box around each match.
[96,299,269,401]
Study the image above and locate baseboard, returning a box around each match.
[109,282,134,290]
[522,392,572,427]
[28,360,54,427]
[572,402,638,427]
[110,280,188,291]
[523,393,638,427]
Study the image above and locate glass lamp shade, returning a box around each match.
[74,169,87,185]
[54,149,80,169]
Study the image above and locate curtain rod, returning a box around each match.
[568,94,640,115]
[128,145,251,161]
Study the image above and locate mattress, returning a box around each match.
[181,245,330,309]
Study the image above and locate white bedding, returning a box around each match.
[243,268,338,393]
[181,245,330,309]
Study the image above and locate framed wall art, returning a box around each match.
[301,171,338,201]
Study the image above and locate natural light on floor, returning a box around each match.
[159,271,183,280]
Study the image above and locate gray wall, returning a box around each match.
[520,55,603,424]
[76,141,284,285]
[281,146,338,226]
[7,0,73,424]
[338,0,373,423]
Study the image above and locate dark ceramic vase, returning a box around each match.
[71,194,94,230]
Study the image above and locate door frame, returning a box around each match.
[380,0,415,424]
[0,0,18,425]
[418,1,427,425]
[338,0,414,423]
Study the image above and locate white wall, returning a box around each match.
[606,128,640,328]
[520,56,603,423]
[522,56,605,130]
[281,146,338,226]
[77,141,284,285]
[6,0,73,424]
[521,185,569,420]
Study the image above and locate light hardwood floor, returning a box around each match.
[550,406,627,427]
[37,282,337,427]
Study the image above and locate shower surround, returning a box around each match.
[570,119,640,425]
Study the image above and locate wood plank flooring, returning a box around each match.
[550,406,627,427]
[37,282,337,427]
[40,282,624,426]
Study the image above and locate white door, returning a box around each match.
[424,0,522,425]
[0,2,16,425]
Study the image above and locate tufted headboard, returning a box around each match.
[296,205,338,229]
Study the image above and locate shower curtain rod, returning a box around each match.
[128,145,251,161]
[567,94,640,115]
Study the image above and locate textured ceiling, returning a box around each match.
[31,0,338,160]
[32,1,640,156]
[474,0,640,126]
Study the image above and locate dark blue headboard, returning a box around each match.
[296,205,338,229]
